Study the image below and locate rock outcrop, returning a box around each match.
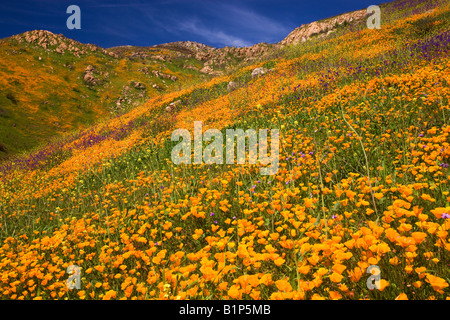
[138,67,149,74]
[152,70,178,81]
[251,67,269,78]
[165,100,182,112]
[83,65,98,86]
[130,80,146,90]
[12,30,119,58]
[280,9,368,45]
[151,41,273,76]
[227,81,240,92]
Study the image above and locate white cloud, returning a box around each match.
[177,19,253,47]
[217,3,289,37]
[85,0,291,47]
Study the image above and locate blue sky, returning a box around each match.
[0,0,384,48]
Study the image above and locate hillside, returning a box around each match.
[0,1,395,160]
[0,0,449,301]
[0,31,212,159]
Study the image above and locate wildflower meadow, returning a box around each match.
[0,0,449,301]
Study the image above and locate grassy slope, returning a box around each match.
[0,37,208,160]
[0,0,449,300]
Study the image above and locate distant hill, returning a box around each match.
[0,31,209,159]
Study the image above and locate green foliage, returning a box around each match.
[6,93,17,105]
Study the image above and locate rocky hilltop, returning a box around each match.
[107,8,370,75]
[8,7,372,78]
[109,41,274,76]
[11,30,119,58]
[280,9,369,45]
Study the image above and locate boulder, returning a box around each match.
[83,65,98,85]
[85,65,96,73]
[165,100,182,112]
[152,70,178,81]
[227,81,240,92]
[139,67,149,74]
[130,80,146,90]
[170,100,182,107]
[64,63,74,70]
[153,55,166,62]
[251,67,269,78]
[200,65,213,74]
[279,9,368,46]
[183,64,198,71]
[83,73,97,86]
